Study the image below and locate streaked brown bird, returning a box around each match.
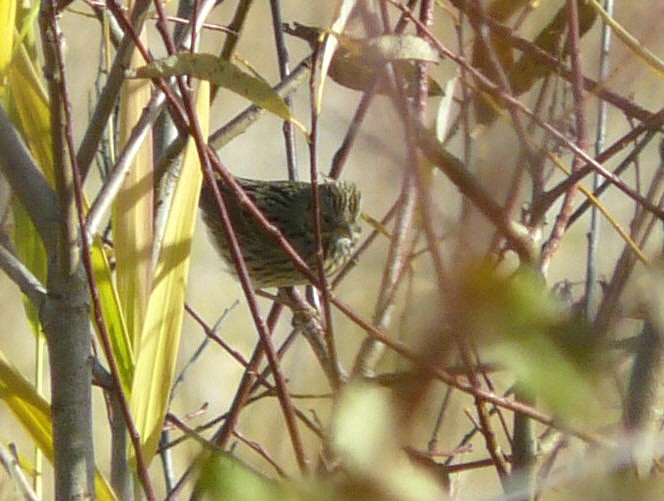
[200,176,361,288]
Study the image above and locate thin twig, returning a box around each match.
[76,0,154,180]
[233,430,288,478]
[0,239,47,307]
[394,2,664,225]
[149,0,311,471]
[270,0,298,179]
[584,0,614,320]
[539,0,590,272]
[308,41,341,387]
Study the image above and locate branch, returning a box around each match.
[0,238,47,307]
[0,106,59,253]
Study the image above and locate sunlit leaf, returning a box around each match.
[317,0,358,109]
[0,350,52,458]
[11,201,46,332]
[0,351,118,501]
[14,0,39,58]
[114,29,154,346]
[6,44,53,184]
[132,53,293,122]
[130,81,208,463]
[4,42,52,335]
[435,77,457,141]
[0,0,16,73]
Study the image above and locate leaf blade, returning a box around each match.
[133,53,293,122]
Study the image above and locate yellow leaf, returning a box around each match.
[0,351,118,500]
[0,351,52,458]
[7,43,53,184]
[317,0,359,109]
[130,81,209,463]
[0,0,17,72]
[5,42,51,334]
[114,28,154,345]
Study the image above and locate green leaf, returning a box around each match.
[132,53,293,122]
[458,264,600,420]
[193,452,295,501]
[90,236,133,394]
[331,383,447,501]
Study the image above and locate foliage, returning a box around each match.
[1,0,664,499]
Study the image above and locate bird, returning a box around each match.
[200,176,361,288]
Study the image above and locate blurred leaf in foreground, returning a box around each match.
[193,452,295,501]
[509,0,598,95]
[330,383,448,501]
[456,263,602,422]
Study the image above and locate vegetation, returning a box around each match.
[1,0,663,499]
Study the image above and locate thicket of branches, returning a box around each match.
[1,0,664,499]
